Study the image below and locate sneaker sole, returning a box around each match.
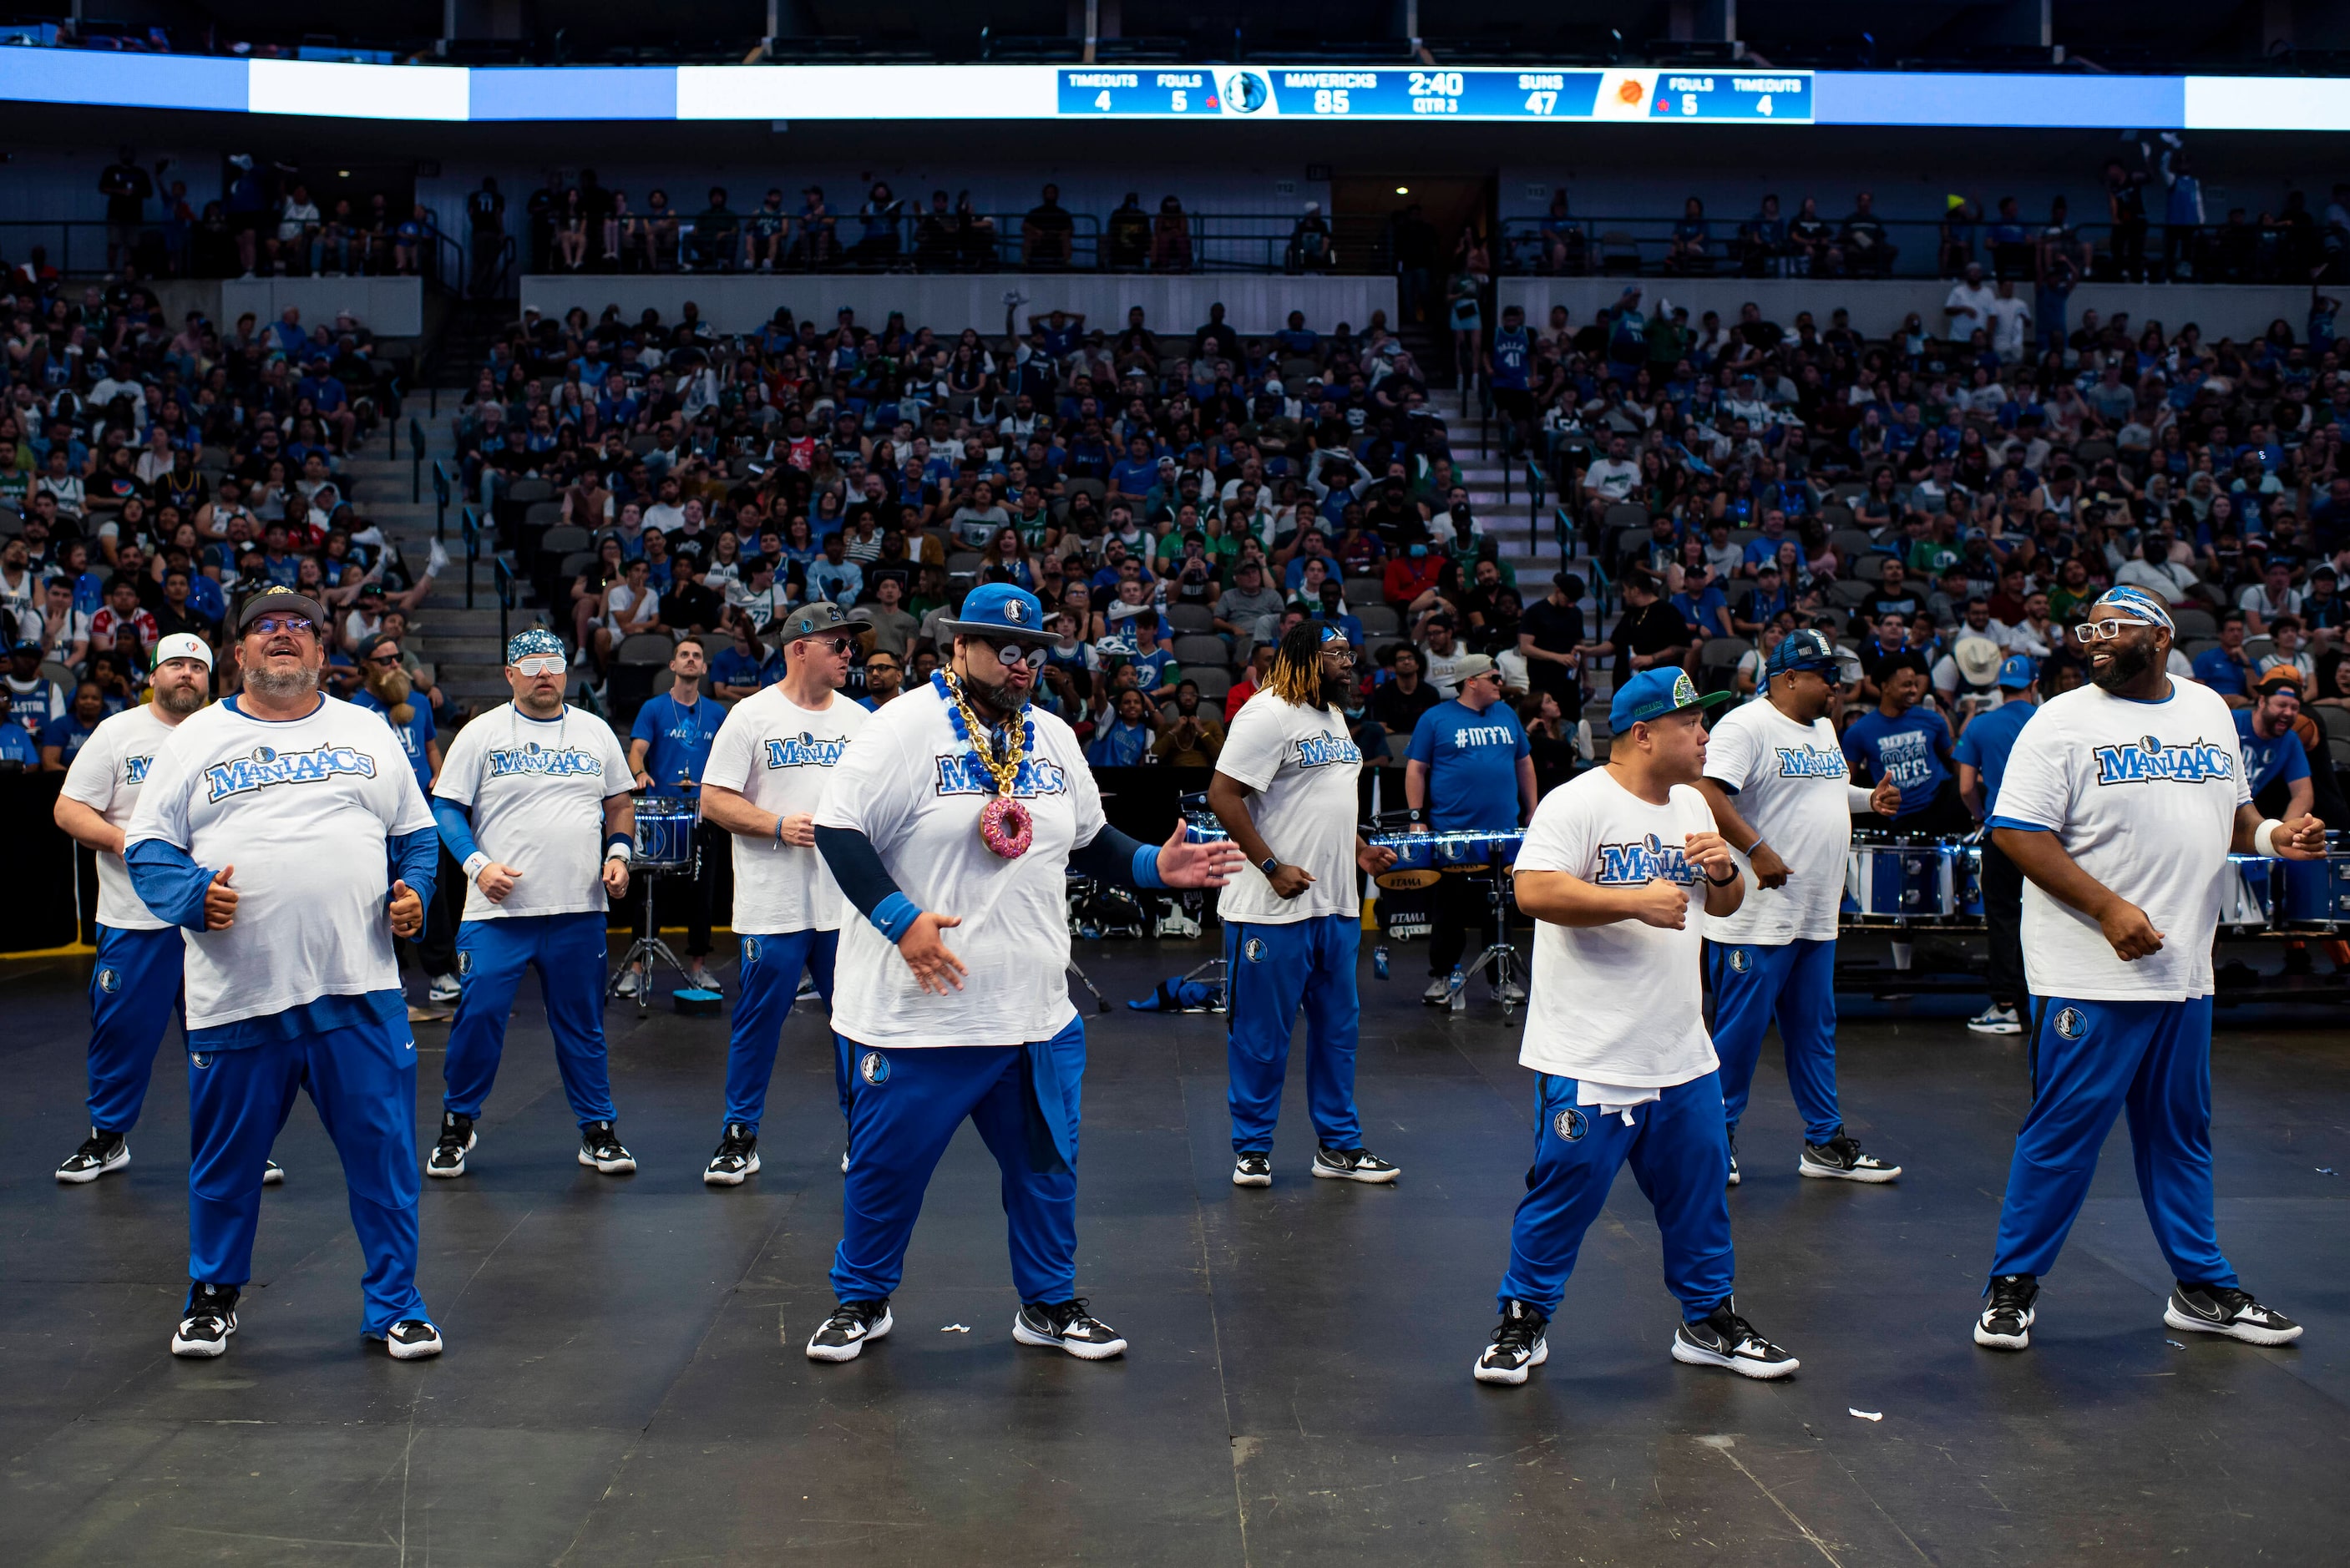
[426,1159,468,1178]
[262,1164,284,1186]
[1973,1318,2033,1350]
[1671,1339,1800,1378]
[377,1331,444,1360]
[170,1327,234,1358]
[1012,1316,1127,1359]
[704,1151,761,1186]
[1799,1157,1901,1184]
[1473,1338,1548,1385]
[1232,1166,1272,1188]
[805,1308,893,1363]
[580,1150,638,1175]
[1725,1167,1740,1187]
[57,1151,129,1184]
[1967,1021,2023,1035]
[2164,1304,2303,1346]
[1312,1163,1400,1184]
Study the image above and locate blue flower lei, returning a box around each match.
[932,670,1036,793]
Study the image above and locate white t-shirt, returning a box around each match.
[702,685,869,934]
[433,703,634,923]
[815,682,1103,1048]
[60,702,179,931]
[1988,680,2250,1003]
[1985,296,2032,357]
[1516,768,1719,1086]
[1213,690,1364,926]
[1944,279,1997,326]
[1702,699,1864,945]
[125,695,436,1030]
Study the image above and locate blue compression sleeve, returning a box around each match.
[1069,824,1165,889]
[124,838,217,932]
[432,799,482,866]
[814,824,924,941]
[388,828,438,913]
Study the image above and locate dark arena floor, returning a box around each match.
[3,937,2346,1566]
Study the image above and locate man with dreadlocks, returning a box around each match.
[1207,621,1400,1190]
[1974,585,2327,1355]
[803,584,1242,1364]
[353,630,459,1004]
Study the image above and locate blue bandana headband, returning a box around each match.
[2091,586,2175,632]
[508,628,567,664]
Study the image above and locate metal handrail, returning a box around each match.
[458,503,483,608]
[408,416,427,502]
[493,552,519,650]
[431,459,453,541]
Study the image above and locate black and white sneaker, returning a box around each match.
[1799,1132,1901,1183]
[805,1299,893,1362]
[1672,1300,1800,1378]
[1472,1299,1551,1385]
[171,1282,240,1358]
[1967,1003,2023,1035]
[372,1319,444,1359]
[1013,1298,1127,1359]
[2165,1282,2303,1346]
[262,1160,285,1186]
[1421,976,1453,1005]
[1312,1146,1400,1184]
[57,1128,129,1184]
[704,1123,760,1186]
[427,1113,474,1178]
[1973,1272,2039,1351]
[1726,1133,1740,1187]
[1232,1153,1272,1187]
[578,1120,636,1175]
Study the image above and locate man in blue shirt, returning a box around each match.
[2234,675,2312,820]
[1843,653,1968,833]
[2189,609,2256,706]
[0,684,40,766]
[352,632,453,999]
[1404,655,1537,1005]
[708,623,782,702]
[38,680,107,771]
[1484,303,1535,441]
[1955,656,2040,1034]
[627,636,723,992]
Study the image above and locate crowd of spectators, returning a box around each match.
[0,274,442,771]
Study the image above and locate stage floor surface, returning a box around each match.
[2,938,2345,1565]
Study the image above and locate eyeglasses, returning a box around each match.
[976,636,1051,670]
[2073,617,2155,643]
[367,651,403,666]
[512,653,565,677]
[248,615,314,637]
[801,635,856,656]
[1318,644,1357,663]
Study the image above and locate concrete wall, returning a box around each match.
[140,276,424,336]
[1497,276,2317,346]
[515,271,1397,336]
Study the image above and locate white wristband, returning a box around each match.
[2253,818,2285,858]
[605,840,633,864]
[463,851,492,882]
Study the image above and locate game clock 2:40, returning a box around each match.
[1052,66,1813,122]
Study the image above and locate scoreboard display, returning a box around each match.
[1056,66,1812,123]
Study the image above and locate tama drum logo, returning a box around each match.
[1242,937,1267,963]
[204,743,377,802]
[1596,833,1697,886]
[2054,1006,2086,1039]
[765,732,848,769]
[2092,734,2234,787]
[487,742,603,778]
[98,967,121,993]
[1552,1107,1588,1141]
[742,935,762,966]
[859,1050,890,1086]
[1728,948,1753,974]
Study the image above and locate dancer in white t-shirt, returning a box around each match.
[1474,668,1800,1387]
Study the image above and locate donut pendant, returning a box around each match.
[979,796,1032,859]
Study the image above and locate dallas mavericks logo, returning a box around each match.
[1294,733,1363,769]
[486,741,604,778]
[765,732,848,769]
[1728,948,1753,974]
[1594,833,1698,886]
[205,743,377,802]
[1242,937,1266,963]
[1774,745,1846,780]
[860,1050,890,1085]
[190,1053,211,1069]
[98,968,120,994]
[1223,69,1271,111]
[742,935,762,966]
[2092,734,2235,787]
[124,755,154,784]
[1552,1107,1587,1142]
[2054,1006,2086,1039]
[934,753,1070,797]
[456,952,472,976]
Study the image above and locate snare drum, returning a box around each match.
[2279,848,2350,930]
[634,797,701,871]
[1954,841,1984,921]
[1183,810,1228,844]
[1432,830,1525,869]
[1370,832,1435,873]
[1846,837,1956,922]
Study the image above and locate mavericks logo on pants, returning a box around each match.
[1552,1107,1587,1142]
[2054,1006,2086,1039]
[860,1050,890,1086]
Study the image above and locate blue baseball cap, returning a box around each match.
[1609,667,1731,731]
[1997,654,2038,690]
[1764,628,1856,680]
[939,582,1053,642]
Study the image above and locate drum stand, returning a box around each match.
[608,854,695,1013]
[1444,852,1526,1014]
[1066,959,1110,1014]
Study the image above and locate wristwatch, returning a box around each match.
[1259,856,1281,878]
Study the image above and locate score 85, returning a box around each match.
[1314,88,1350,113]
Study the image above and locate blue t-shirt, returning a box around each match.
[631,690,720,798]
[38,712,97,764]
[2190,645,2252,698]
[1841,705,1954,818]
[351,690,438,794]
[708,646,781,693]
[0,723,37,766]
[2234,707,2310,797]
[1952,698,2036,817]
[1490,326,1532,391]
[1406,698,1528,832]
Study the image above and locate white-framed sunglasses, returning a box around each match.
[2073,617,2155,643]
[513,653,567,676]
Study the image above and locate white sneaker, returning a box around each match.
[427,973,461,1004]
[426,539,450,576]
[684,964,722,994]
[614,966,643,998]
[1968,1004,2023,1035]
[1495,979,1527,1005]
[1421,976,1453,1006]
